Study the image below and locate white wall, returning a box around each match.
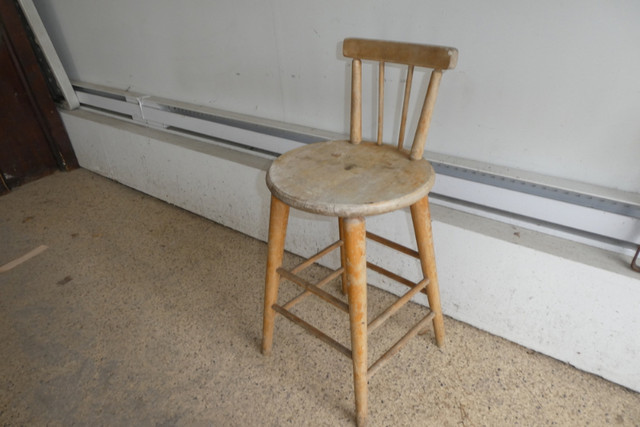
[34,0,640,193]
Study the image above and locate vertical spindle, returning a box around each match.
[397,65,414,151]
[410,69,442,160]
[350,59,362,144]
[377,62,385,145]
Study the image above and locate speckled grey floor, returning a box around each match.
[1,169,639,426]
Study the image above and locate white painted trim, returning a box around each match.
[71,82,640,251]
[432,175,640,246]
[17,0,79,110]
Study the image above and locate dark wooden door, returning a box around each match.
[0,0,77,194]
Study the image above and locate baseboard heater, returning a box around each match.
[71,81,640,254]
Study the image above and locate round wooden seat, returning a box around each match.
[266,140,435,218]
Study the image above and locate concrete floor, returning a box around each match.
[1,169,639,426]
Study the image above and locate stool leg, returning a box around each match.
[410,196,445,347]
[343,217,368,426]
[262,195,290,356]
[338,217,348,295]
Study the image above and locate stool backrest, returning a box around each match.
[342,38,458,160]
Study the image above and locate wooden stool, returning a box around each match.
[262,38,458,426]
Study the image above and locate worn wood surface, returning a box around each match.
[267,140,435,218]
[343,38,458,70]
[411,197,445,346]
[343,217,368,427]
[261,196,289,356]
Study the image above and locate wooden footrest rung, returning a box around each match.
[367,311,435,380]
[366,232,419,259]
[274,233,435,381]
[367,261,419,289]
[272,304,352,359]
[282,267,344,310]
[368,278,429,333]
[290,240,343,274]
[277,267,349,313]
